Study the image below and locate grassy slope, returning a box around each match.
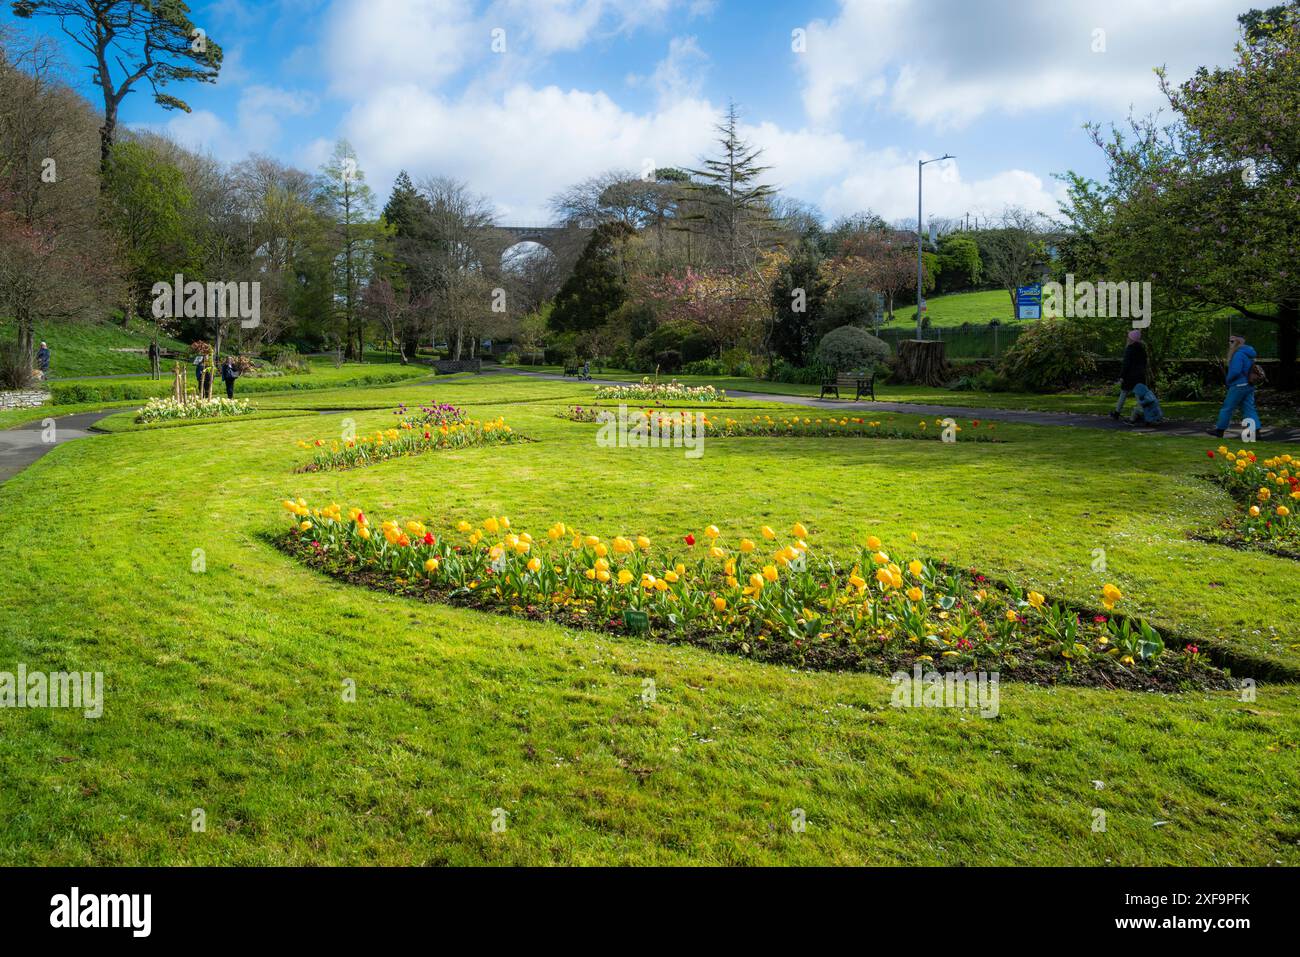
[891,289,1018,328]
[0,376,1297,865]
[6,321,190,378]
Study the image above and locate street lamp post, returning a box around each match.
[916,154,954,340]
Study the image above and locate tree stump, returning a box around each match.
[896,339,949,387]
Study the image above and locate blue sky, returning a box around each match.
[4,0,1256,223]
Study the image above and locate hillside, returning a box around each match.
[2,320,191,378]
[888,289,1020,328]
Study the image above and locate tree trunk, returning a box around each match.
[897,339,949,386]
[1276,299,1297,391]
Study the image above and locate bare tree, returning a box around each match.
[981,206,1051,318]
[0,30,118,360]
[416,176,499,360]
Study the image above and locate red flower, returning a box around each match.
[1187,645,1199,655]
[423,532,435,545]
[1092,615,1108,623]
[684,534,696,546]
[1206,450,1215,458]
[972,419,981,427]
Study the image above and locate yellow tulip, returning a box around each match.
[908,559,924,577]
[792,522,808,539]
[762,564,779,583]
[760,525,776,540]
[906,587,923,602]
[1027,591,1045,609]
[617,570,633,585]
[424,558,440,573]
[713,596,727,612]
[704,525,720,539]
[865,535,881,550]
[739,539,756,553]
[527,557,542,573]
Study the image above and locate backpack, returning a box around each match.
[1247,361,1267,386]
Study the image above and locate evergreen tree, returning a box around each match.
[683,101,776,268]
[549,221,635,333]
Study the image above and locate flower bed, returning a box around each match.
[294,415,522,472]
[594,378,726,402]
[561,406,1000,441]
[135,396,253,423]
[1205,445,1300,556]
[276,502,1227,691]
[393,401,466,428]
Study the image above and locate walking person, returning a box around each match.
[36,341,50,380]
[1208,334,1262,438]
[1110,329,1147,420]
[193,352,205,394]
[220,355,239,400]
[148,340,160,379]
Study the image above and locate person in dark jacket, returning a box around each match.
[1110,329,1147,420]
[1209,334,1260,437]
[220,356,239,399]
[36,341,50,378]
[194,353,205,391]
[148,340,160,379]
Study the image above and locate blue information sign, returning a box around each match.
[1016,284,1042,320]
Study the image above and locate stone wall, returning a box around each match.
[434,360,482,375]
[0,389,50,411]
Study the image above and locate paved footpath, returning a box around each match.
[489,367,1300,442]
[0,411,116,485]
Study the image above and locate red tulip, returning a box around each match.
[684,533,696,546]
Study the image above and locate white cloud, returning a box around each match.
[629,35,710,106]
[144,85,318,161]
[798,0,1245,129]
[321,0,481,94]
[336,79,1060,223]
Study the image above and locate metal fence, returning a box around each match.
[876,315,1280,361]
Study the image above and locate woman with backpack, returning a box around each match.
[1209,334,1262,438]
[1110,329,1147,420]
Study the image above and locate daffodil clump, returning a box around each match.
[593,378,726,402]
[294,416,521,472]
[278,502,1225,690]
[1207,446,1299,549]
[562,407,999,441]
[135,396,253,423]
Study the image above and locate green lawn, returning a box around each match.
[1,375,1297,864]
[0,319,191,378]
[891,289,1019,328]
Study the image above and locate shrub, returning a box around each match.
[681,358,727,376]
[768,360,827,385]
[0,339,37,390]
[815,326,891,374]
[999,318,1097,392]
[1160,373,1205,401]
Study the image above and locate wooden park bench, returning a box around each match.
[819,370,876,401]
[563,363,580,377]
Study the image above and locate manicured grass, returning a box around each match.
[1,319,190,378]
[1,378,1297,865]
[891,289,1019,328]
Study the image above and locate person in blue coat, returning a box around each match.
[1208,334,1260,438]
